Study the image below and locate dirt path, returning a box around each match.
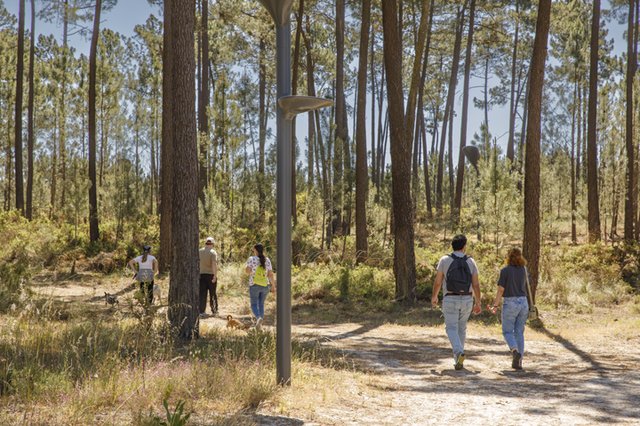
[31,275,640,425]
[284,319,640,425]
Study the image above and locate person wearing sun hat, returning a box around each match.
[198,236,218,316]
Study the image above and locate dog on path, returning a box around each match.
[226,315,249,330]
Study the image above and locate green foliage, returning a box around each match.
[160,399,191,426]
[292,263,394,305]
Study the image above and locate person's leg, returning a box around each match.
[198,275,208,314]
[443,298,464,358]
[514,298,529,357]
[147,281,154,304]
[249,285,261,318]
[501,298,519,351]
[457,297,473,353]
[211,279,218,313]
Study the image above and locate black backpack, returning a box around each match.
[446,254,472,293]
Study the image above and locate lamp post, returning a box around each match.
[257,0,332,386]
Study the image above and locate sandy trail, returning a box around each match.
[31,274,640,425]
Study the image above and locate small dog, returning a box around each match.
[226,315,249,330]
[104,292,118,306]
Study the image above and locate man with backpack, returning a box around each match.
[431,234,482,370]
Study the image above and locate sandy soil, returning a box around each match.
[30,273,640,425]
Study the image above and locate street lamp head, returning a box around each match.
[257,0,294,26]
[278,95,333,120]
[462,145,480,172]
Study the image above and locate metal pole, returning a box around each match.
[275,20,292,385]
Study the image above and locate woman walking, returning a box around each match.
[245,243,276,330]
[489,247,530,370]
[128,245,158,305]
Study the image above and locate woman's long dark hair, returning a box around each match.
[507,247,527,266]
[142,245,151,263]
[254,243,266,268]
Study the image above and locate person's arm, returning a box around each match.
[245,258,252,275]
[212,252,217,282]
[489,286,505,314]
[431,271,444,308]
[471,273,482,314]
[152,258,159,276]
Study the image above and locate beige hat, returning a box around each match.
[205,236,214,244]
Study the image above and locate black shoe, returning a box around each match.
[512,350,522,370]
[454,353,465,370]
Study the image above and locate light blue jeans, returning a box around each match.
[442,295,473,358]
[249,285,270,319]
[502,296,528,355]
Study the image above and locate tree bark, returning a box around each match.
[382,0,417,304]
[333,0,347,237]
[159,0,174,273]
[454,0,475,219]
[14,0,25,214]
[26,0,35,220]
[291,0,304,227]
[587,0,601,242]
[88,0,101,242]
[168,0,199,340]
[198,0,210,206]
[436,4,465,214]
[506,2,519,165]
[355,0,371,264]
[522,0,551,302]
[624,0,636,241]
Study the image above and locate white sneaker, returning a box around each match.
[255,317,263,330]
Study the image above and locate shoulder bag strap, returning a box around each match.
[524,267,535,308]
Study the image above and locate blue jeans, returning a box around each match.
[501,296,528,355]
[249,285,270,319]
[442,295,473,358]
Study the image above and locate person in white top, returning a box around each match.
[128,245,159,305]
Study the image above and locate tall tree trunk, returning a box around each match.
[291,0,304,227]
[506,2,519,165]
[571,81,577,244]
[454,0,475,219]
[412,0,434,203]
[355,0,371,264]
[59,0,69,209]
[198,0,209,205]
[168,0,199,340]
[333,0,347,237]
[258,38,267,221]
[420,104,433,219]
[576,81,582,183]
[88,0,101,242]
[587,0,602,242]
[382,0,418,304]
[26,0,35,220]
[522,0,551,303]
[624,0,636,241]
[14,0,25,214]
[159,0,174,273]
[436,4,465,214]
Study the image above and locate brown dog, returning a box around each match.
[226,315,249,330]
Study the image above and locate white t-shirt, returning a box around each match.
[246,256,272,286]
[133,254,156,271]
